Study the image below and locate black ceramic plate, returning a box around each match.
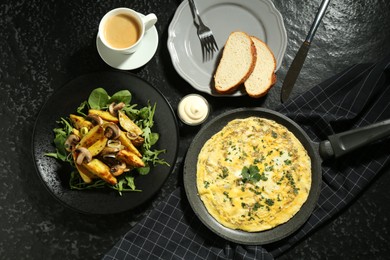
[183,108,322,245]
[32,71,179,214]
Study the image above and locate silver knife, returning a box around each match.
[281,0,331,103]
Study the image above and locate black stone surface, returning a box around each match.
[1,0,389,259]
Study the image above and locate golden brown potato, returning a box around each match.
[118,110,143,136]
[129,134,144,147]
[88,137,108,157]
[116,149,145,168]
[83,159,117,185]
[71,128,81,138]
[69,114,93,130]
[88,109,119,123]
[78,125,105,148]
[118,131,142,157]
[72,152,96,183]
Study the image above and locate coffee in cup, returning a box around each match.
[99,8,157,54]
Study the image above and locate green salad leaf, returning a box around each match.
[88,88,110,109]
[45,118,73,162]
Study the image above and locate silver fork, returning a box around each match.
[188,0,219,61]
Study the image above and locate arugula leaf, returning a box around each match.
[45,118,73,162]
[135,102,169,168]
[123,104,140,120]
[140,103,156,150]
[113,176,142,195]
[76,101,89,117]
[125,175,136,190]
[69,171,106,190]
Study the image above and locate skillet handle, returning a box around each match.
[319,119,390,160]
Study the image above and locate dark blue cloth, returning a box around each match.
[104,54,390,260]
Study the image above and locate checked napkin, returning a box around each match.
[104,54,390,260]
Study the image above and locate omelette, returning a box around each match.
[196,117,311,232]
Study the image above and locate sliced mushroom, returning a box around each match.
[86,114,103,126]
[126,132,144,147]
[75,147,92,165]
[110,162,127,176]
[64,134,80,152]
[100,146,120,162]
[104,123,121,139]
[108,102,126,116]
[107,139,123,149]
[100,146,120,156]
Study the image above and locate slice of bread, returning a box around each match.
[214,32,257,94]
[244,36,277,98]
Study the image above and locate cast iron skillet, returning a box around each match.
[183,107,390,245]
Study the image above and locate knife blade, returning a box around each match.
[281,0,331,103]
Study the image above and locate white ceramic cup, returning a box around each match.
[98,8,157,54]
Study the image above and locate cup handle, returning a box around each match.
[142,13,157,31]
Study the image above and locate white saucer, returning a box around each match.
[96,25,159,70]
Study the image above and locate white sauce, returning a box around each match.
[178,94,209,125]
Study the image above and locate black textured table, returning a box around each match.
[1,0,389,259]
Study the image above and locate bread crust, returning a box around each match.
[244,36,277,98]
[214,32,257,94]
[247,73,277,98]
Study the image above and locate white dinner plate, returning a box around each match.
[167,0,287,96]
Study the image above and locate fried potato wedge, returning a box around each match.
[129,134,145,147]
[75,164,96,183]
[72,152,96,183]
[69,114,93,130]
[118,110,143,136]
[88,137,108,157]
[89,109,119,123]
[83,159,117,185]
[71,128,81,138]
[78,125,104,148]
[118,131,142,157]
[116,149,145,168]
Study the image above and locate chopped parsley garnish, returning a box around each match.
[284,159,292,165]
[249,187,262,195]
[223,191,232,203]
[265,198,274,206]
[219,167,229,179]
[241,165,261,184]
[253,202,262,211]
[286,172,299,194]
[253,155,265,164]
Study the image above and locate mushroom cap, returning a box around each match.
[110,162,127,176]
[108,102,126,116]
[104,123,121,139]
[64,134,80,152]
[86,114,103,125]
[75,147,92,165]
[100,146,120,156]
